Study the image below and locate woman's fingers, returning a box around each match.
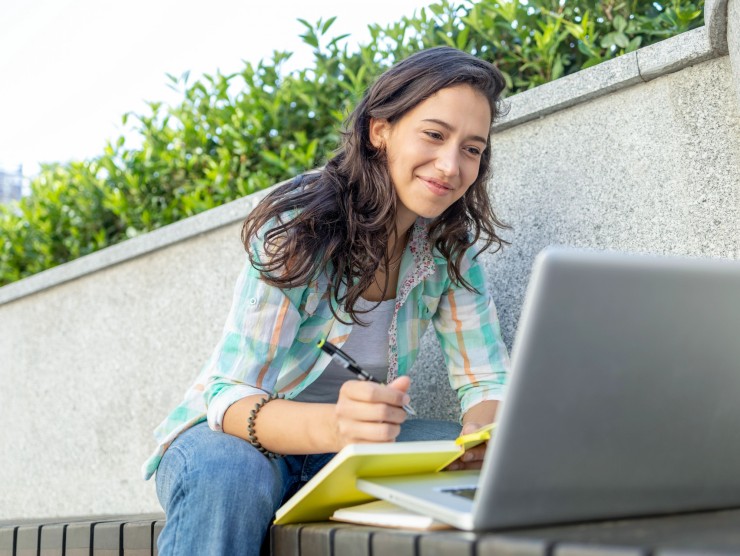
[336,397,407,423]
[445,421,490,470]
[336,419,402,444]
[445,444,487,470]
[334,379,411,448]
[339,378,410,408]
[336,381,408,423]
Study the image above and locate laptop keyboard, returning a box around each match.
[441,487,477,500]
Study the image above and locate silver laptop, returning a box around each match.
[358,247,740,531]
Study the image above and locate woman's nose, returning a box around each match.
[434,146,460,177]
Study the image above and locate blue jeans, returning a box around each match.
[155,418,461,556]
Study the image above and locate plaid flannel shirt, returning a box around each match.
[142,218,509,479]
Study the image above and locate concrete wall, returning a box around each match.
[1,2,738,519]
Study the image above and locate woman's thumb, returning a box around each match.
[388,375,411,396]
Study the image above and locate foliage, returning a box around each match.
[0,0,704,286]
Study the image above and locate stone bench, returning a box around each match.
[0,514,164,556]
[5,508,740,555]
[274,508,740,555]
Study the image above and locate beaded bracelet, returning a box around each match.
[246,392,285,459]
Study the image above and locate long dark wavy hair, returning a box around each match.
[242,46,509,324]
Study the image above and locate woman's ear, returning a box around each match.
[369,118,391,150]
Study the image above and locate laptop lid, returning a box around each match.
[474,247,740,529]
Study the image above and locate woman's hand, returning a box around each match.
[445,421,488,471]
[332,376,411,450]
[445,400,499,471]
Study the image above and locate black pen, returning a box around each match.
[317,338,417,416]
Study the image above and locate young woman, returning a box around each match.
[144,46,511,555]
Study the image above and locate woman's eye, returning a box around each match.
[424,130,444,140]
[465,146,483,156]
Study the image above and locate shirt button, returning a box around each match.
[249,298,257,305]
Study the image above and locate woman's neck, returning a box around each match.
[362,225,412,303]
[395,206,417,239]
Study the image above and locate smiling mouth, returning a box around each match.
[420,177,455,194]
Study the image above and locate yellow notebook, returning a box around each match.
[274,423,495,525]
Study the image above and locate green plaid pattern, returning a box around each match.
[142,219,509,479]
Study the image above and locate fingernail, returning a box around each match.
[403,395,411,405]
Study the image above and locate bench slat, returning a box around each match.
[476,536,548,556]
[0,526,13,556]
[553,544,648,556]
[39,524,65,556]
[15,525,40,556]
[299,522,340,556]
[123,519,155,556]
[65,521,94,556]
[371,528,419,556]
[93,521,123,556]
[417,531,476,556]
[332,526,373,556]
[272,523,302,556]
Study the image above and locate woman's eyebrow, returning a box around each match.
[422,118,488,144]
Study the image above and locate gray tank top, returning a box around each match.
[294,297,396,403]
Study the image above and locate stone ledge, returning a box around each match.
[706,0,730,54]
[493,26,717,132]
[493,52,642,132]
[636,26,717,80]
[0,186,272,306]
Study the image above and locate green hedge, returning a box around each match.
[0,0,704,286]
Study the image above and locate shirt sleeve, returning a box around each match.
[432,248,510,416]
[203,231,307,431]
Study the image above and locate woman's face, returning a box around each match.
[370,85,491,232]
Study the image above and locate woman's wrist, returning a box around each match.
[246,393,285,458]
[319,403,342,453]
[462,400,499,429]
[224,397,338,454]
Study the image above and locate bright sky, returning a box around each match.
[0,0,434,177]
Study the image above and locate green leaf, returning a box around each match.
[577,40,596,57]
[456,26,470,50]
[259,150,286,168]
[613,14,627,32]
[321,16,337,34]
[600,32,617,48]
[328,33,351,49]
[581,57,604,70]
[614,32,629,48]
[627,36,643,51]
[551,56,564,81]
[300,32,319,48]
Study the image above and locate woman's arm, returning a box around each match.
[223,376,412,454]
[431,251,509,417]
